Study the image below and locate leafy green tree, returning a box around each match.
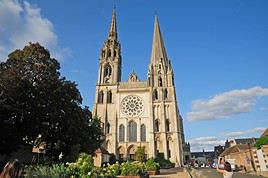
[135,146,146,162]
[0,43,104,161]
[255,135,268,149]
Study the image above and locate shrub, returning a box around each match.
[106,162,120,177]
[254,135,268,149]
[120,161,145,176]
[135,146,146,162]
[154,153,174,169]
[66,152,94,178]
[88,161,121,178]
[25,164,68,177]
[145,159,160,171]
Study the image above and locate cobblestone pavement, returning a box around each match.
[150,167,191,178]
[190,168,265,178]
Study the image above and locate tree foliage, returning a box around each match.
[135,146,146,162]
[255,135,268,149]
[0,43,104,161]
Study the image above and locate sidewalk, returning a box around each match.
[150,167,191,178]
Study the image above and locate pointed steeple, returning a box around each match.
[150,16,168,66]
[108,9,117,40]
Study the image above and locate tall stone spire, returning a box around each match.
[150,16,168,66]
[97,9,121,84]
[108,9,117,40]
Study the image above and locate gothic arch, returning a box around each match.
[118,146,125,155]
[140,124,146,142]
[127,145,137,160]
[119,124,125,142]
[104,64,112,76]
[128,120,137,142]
[127,145,137,154]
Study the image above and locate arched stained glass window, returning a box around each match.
[141,124,146,142]
[128,121,137,142]
[119,124,125,142]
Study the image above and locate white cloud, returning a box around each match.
[189,136,225,152]
[225,127,266,138]
[187,86,268,122]
[0,0,70,61]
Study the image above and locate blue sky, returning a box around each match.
[0,0,268,151]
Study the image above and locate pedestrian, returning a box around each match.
[216,157,233,178]
[0,159,23,178]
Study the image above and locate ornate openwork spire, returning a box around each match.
[108,9,117,40]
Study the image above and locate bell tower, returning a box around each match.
[97,10,121,85]
[148,16,184,165]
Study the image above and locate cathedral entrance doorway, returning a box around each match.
[118,146,125,161]
[127,145,137,160]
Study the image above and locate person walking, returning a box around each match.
[216,157,233,178]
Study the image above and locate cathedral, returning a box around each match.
[93,10,187,165]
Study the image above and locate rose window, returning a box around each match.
[121,95,144,117]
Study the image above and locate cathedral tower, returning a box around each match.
[148,16,184,163]
[93,11,185,166]
[97,10,121,85]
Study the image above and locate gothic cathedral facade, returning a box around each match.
[93,11,186,165]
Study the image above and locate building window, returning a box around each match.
[167,140,171,158]
[164,88,168,99]
[106,123,110,134]
[166,119,170,132]
[114,50,117,57]
[104,64,112,77]
[98,91,104,103]
[119,124,125,142]
[107,90,112,103]
[158,77,162,87]
[154,89,158,100]
[108,49,111,57]
[141,124,146,142]
[155,120,159,132]
[128,120,137,142]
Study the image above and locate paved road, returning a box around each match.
[150,167,190,178]
[191,168,264,178]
